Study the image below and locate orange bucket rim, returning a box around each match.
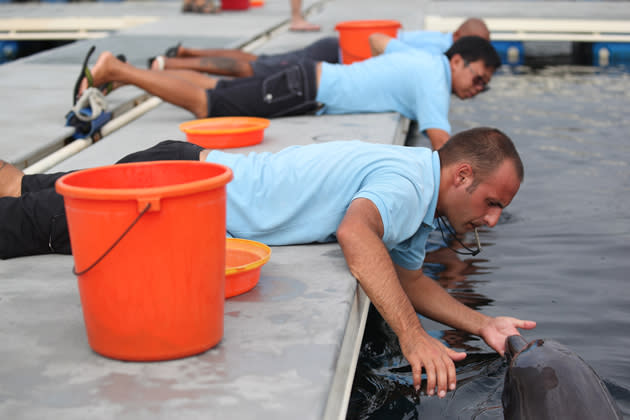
[55,160,233,202]
[180,117,271,135]
[225,238,271,276]
[335,19,402,30]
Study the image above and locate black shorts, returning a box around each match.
[207,58,320,118]
[0,140,203,259]
[251,37,340,77]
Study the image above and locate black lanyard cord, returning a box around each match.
[436,216,482,256]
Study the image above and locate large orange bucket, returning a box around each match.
[56,161,233,361]
[335,19,402,64]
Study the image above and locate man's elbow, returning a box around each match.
[336,220,355,248]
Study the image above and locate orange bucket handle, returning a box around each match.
[72,202,152,276]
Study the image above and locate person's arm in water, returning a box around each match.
[337,197,465,397]
[337,197,537,397]
[396,265,537,357]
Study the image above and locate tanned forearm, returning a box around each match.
[397,268,492,336]
[338,200,424,341]
[338,199,465,394]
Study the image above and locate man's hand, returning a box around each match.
[399,329,467,397]
[479,316,537,356]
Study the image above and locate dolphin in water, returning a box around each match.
[502,335,623,420]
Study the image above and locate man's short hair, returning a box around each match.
[445,36,502,70]
[438,127,524,187]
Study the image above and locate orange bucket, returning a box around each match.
[56,161,233,361]
[335,19,402,64]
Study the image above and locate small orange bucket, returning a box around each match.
[335,19,402,64]
[56,161,233,361]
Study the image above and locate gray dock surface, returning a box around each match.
[1,1,629,419]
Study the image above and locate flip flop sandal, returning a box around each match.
[73,48,126,104]
[147,55,165,70]
[72,46,96,105]
[164,42,182,58]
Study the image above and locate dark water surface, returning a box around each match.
[347,66,630,419]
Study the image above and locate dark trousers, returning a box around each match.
[251,37,340,77]
[207,58,320,118]
[0,140,203,259]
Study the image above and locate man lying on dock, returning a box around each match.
[0,127,536,398]
[146,18,489,75]
[75,35,499,150]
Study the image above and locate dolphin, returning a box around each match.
[502,335,623,420]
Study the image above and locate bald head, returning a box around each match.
[454,18,490,42]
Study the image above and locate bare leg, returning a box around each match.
[177,46,258,62]
[159,69,224,88]
[289,0,320,31]
[79,52,218,118]
[155,56,255,77]
[0,161,24,197]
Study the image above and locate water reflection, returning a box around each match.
[349,66,630,419]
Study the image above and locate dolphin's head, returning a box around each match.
[502,336,623,420]
[505,335,541,365]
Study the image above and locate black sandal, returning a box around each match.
[164,42,182,58]
[72,46,96,105]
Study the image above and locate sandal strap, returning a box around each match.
[70,88,108,122]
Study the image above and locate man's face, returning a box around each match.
[450,55,494,99]
[444,160,521,234]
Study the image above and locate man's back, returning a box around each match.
[205,141,437,267]
[316,49,452,134]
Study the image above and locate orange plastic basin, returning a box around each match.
[180,117,270,149]
[225,238,271,298]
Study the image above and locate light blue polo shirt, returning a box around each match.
[316,45,452,134]
[397,30,453,54]
[206,141,440,270]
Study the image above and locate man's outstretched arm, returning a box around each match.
[337,198,465,397]
[396,264,537,356]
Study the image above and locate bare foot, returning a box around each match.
[77,51,126,97]
[0,160,24,197]
[289,17,321,32]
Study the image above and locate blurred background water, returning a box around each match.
[347,65,630,419]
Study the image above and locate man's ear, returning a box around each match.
[454,163,474,187]
[450,53,464,67]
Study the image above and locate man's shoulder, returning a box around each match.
[382,49,445,68]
